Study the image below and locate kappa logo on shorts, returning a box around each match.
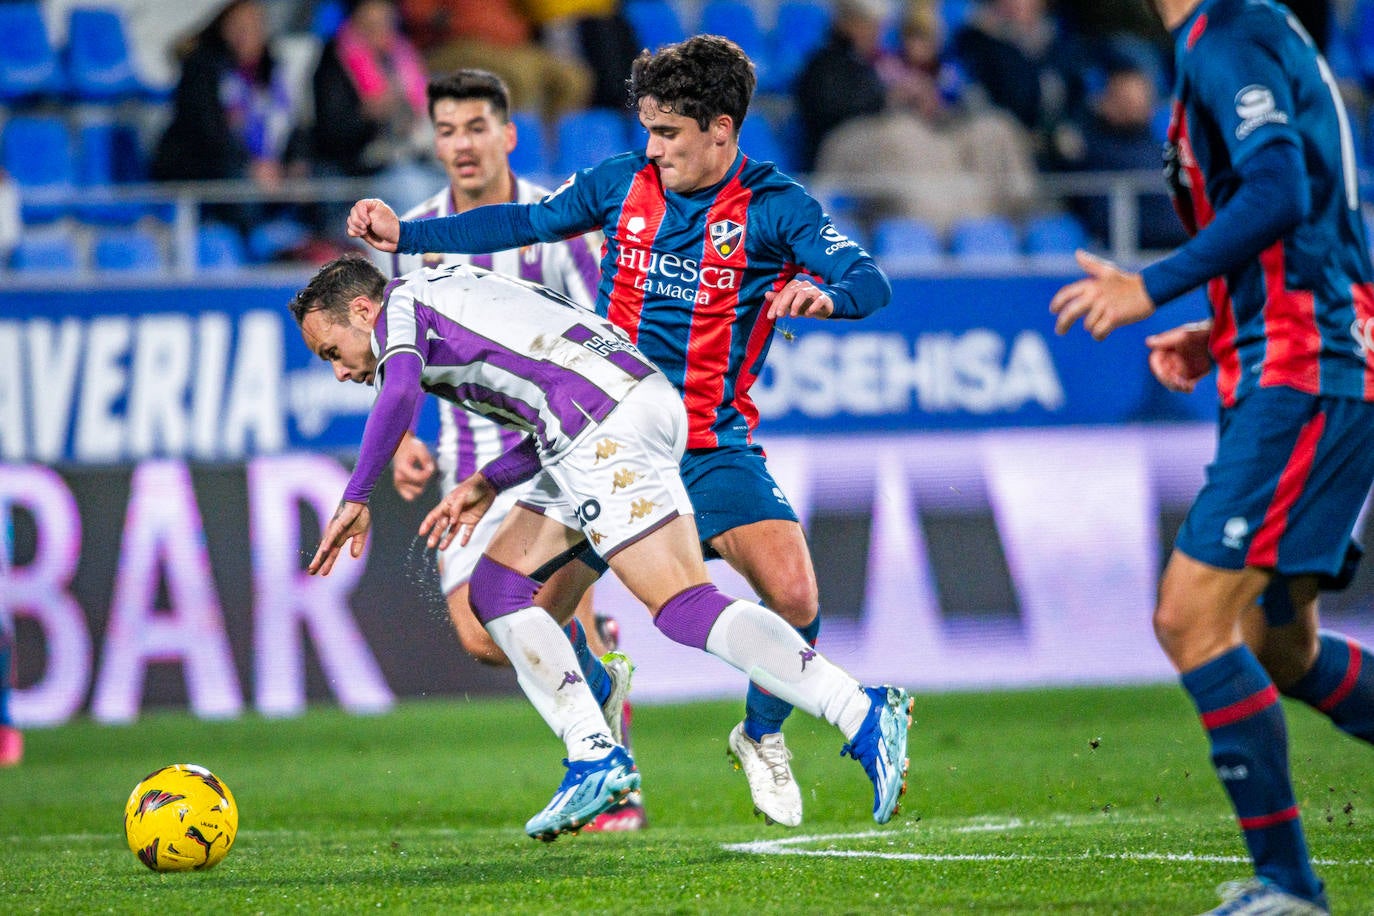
[1222,516,1250,550]
[594,439,624,463]
[629,498,659,522]
[612,469,640,492]
[589,530,605,546]
[557,670,583,691]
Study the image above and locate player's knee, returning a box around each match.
[758,578,818,627]
[469,555,541,624]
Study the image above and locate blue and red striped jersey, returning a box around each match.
[527,150,884,448]
[1165,0,1374,405]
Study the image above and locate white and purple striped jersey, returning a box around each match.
[374,264,660,464]
[377,178,604,485]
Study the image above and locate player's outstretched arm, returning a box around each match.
[392,431,436,502]
[1146,320,1214,393]
[1050,250,1156,340]
[420,473,497,550]
[309,500,372,576]
[347,198,401,252]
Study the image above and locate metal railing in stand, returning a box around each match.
[16,176,382,279]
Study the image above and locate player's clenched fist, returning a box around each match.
[348,198,401,252]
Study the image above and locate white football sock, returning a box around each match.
[704,600,872,739]
[484,607,616,761]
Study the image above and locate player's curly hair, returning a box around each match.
[288,254,387,326]
[628,35,755,134]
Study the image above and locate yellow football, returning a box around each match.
[123,764,238,871]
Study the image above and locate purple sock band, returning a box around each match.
[654,583,733,650]
[469,556,541,624]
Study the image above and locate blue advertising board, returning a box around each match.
[0,274,1216,464]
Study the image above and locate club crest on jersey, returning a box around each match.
[709,219,745,258]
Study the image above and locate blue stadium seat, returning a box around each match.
[74,120,146,225]
[0,3,65,100]
[197,223,247,271]
[948,215,1020,261]
[65,7,147,101]
[941,0,974,31]
[311,0,346,39]
[769,1,831,94]
[508,111,552,179]
[873,217,943,262]
[623,0,688,53]
[699,0,772,89]
[739,116,788,170]
[1024,213,1088,256]
[92,227,164,272]
[10,228,79,273]
[1,115,74,224]
[554,109,630,176]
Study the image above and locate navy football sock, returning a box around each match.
[1181,646,1324,904]
[1283,631,1374,744]
[744,615,820,742]
[564,619,611,707]
[0,645,10,726]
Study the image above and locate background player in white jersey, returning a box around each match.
[293,256,912,840]
[375,71,643,831]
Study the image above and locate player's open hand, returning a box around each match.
[1146,320,1214,393]
[1049,250,1156,339]
[309,500,372,576]
[765,277,834,320]
[420,472,497,550]
[347,198,401,252]
[392,432,435,502]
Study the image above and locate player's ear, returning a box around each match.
[503,118,517,155]
[713,114,735,145]
[349,294,380,326]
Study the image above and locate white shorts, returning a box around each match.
[540,373,694,560]
[436,474,584,594]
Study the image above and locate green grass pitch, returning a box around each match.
[1,685,1369,914]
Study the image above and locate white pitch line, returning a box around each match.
[721,819,1374,868]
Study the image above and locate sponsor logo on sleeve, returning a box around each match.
[1233,85,1289,140]
[820,223,857,256]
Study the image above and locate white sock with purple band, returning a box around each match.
[656,584,872,739]
[485,607,616,761]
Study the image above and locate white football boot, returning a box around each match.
[727,722,802,827]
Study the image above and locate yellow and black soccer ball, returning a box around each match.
[123,764,238,872]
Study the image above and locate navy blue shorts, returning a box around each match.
[680,444,798,550]
[1176,386,1374,581]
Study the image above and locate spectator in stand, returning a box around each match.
[399,0,593,123]
[1060,45,1188,251]
[952,0,1091,169]
[150,0,309,236]
[815,0,1038,231]
[793,0,891,172]
[522,0,641,112]
[313,0,438,213]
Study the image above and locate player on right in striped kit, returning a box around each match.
[1051,1,1374,912]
